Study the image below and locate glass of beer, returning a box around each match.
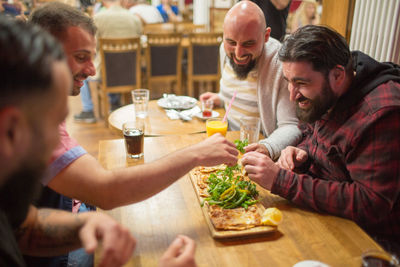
[206,118,228,137]
[122,120,145,158]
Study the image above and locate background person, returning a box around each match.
[200,1,301,161]
[0,0,28,20]
[157,0,180,22]
[0,16,135,267]
[241,25,400,257]
[128,0,164,24]
[289,0,320,33]
[242,0,292,42]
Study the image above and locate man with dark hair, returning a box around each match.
[242,25,400,256]
[74,0,143,123]
[29,1,97,97]
[29,2,236,266]
[0,16,136,267]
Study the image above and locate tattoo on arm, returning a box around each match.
[23,209,85,253]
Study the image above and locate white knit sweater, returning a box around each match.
[219,38,302,160]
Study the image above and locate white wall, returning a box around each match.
[350,0,400,64]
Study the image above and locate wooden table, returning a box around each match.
[108,100,225,136]
[97,132,384,267]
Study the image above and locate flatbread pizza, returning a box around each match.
[191,162,263,231]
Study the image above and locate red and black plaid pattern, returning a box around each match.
[272,81,400,239]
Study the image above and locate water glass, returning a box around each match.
[240,116,261,144]
[132,89,149,118]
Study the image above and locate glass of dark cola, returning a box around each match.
[123,120,145,159]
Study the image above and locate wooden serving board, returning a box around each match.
[188,171,277,239]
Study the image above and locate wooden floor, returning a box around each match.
[66,96,120,159]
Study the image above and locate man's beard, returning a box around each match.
[296,80,337,123]
[229,55,257,80]
[0,160,45,228]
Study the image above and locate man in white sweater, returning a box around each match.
[200,1,301,161]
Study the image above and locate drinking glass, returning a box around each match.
[201,99,214,118]
[123,120,145,158]
[362,250,400,267]
[206,118,228,137]
[240,116,261,144]
[132,89,149,118]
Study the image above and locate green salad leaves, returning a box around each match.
[202,139,258,210]
[234,139,248,153]
[202,165,259,209]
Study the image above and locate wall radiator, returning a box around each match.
[350,0,400,64]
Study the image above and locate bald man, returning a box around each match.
[200,1,301,161]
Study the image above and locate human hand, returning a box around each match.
[192,133,238,166]
[276,146,308,171]
[79,212,136,267]
[244,143,271,157]
[199,92,221,107]
[159,235,196,267]
[241,151,279,190]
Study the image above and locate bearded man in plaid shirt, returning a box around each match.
[241,25,400,257]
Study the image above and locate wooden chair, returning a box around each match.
[145,33,183,95]
[97,37,142,120]
[187,32,223,98]
[174,22,207,33]
[143,23,175,34]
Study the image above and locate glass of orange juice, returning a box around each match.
[206,118,228,137]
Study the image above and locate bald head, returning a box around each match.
[222,1,270,80]
[224,1,266,32]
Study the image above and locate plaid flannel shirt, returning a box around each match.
[272,80,400,240]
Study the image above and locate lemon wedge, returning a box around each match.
[261,207,283,226]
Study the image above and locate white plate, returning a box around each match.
[194,111,220,120]
[293,261,330,267]
[157,96,197,110]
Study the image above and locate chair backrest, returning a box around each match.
[145,32,183,94]
[174,22,207,34]
[143,22,206,34]
[99,37,141,91]
[143,23,175,34]
[187,32,223,97]
[97,37,141,119]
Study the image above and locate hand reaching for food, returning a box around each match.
[193,133,238,167]
[244,143,271,158]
